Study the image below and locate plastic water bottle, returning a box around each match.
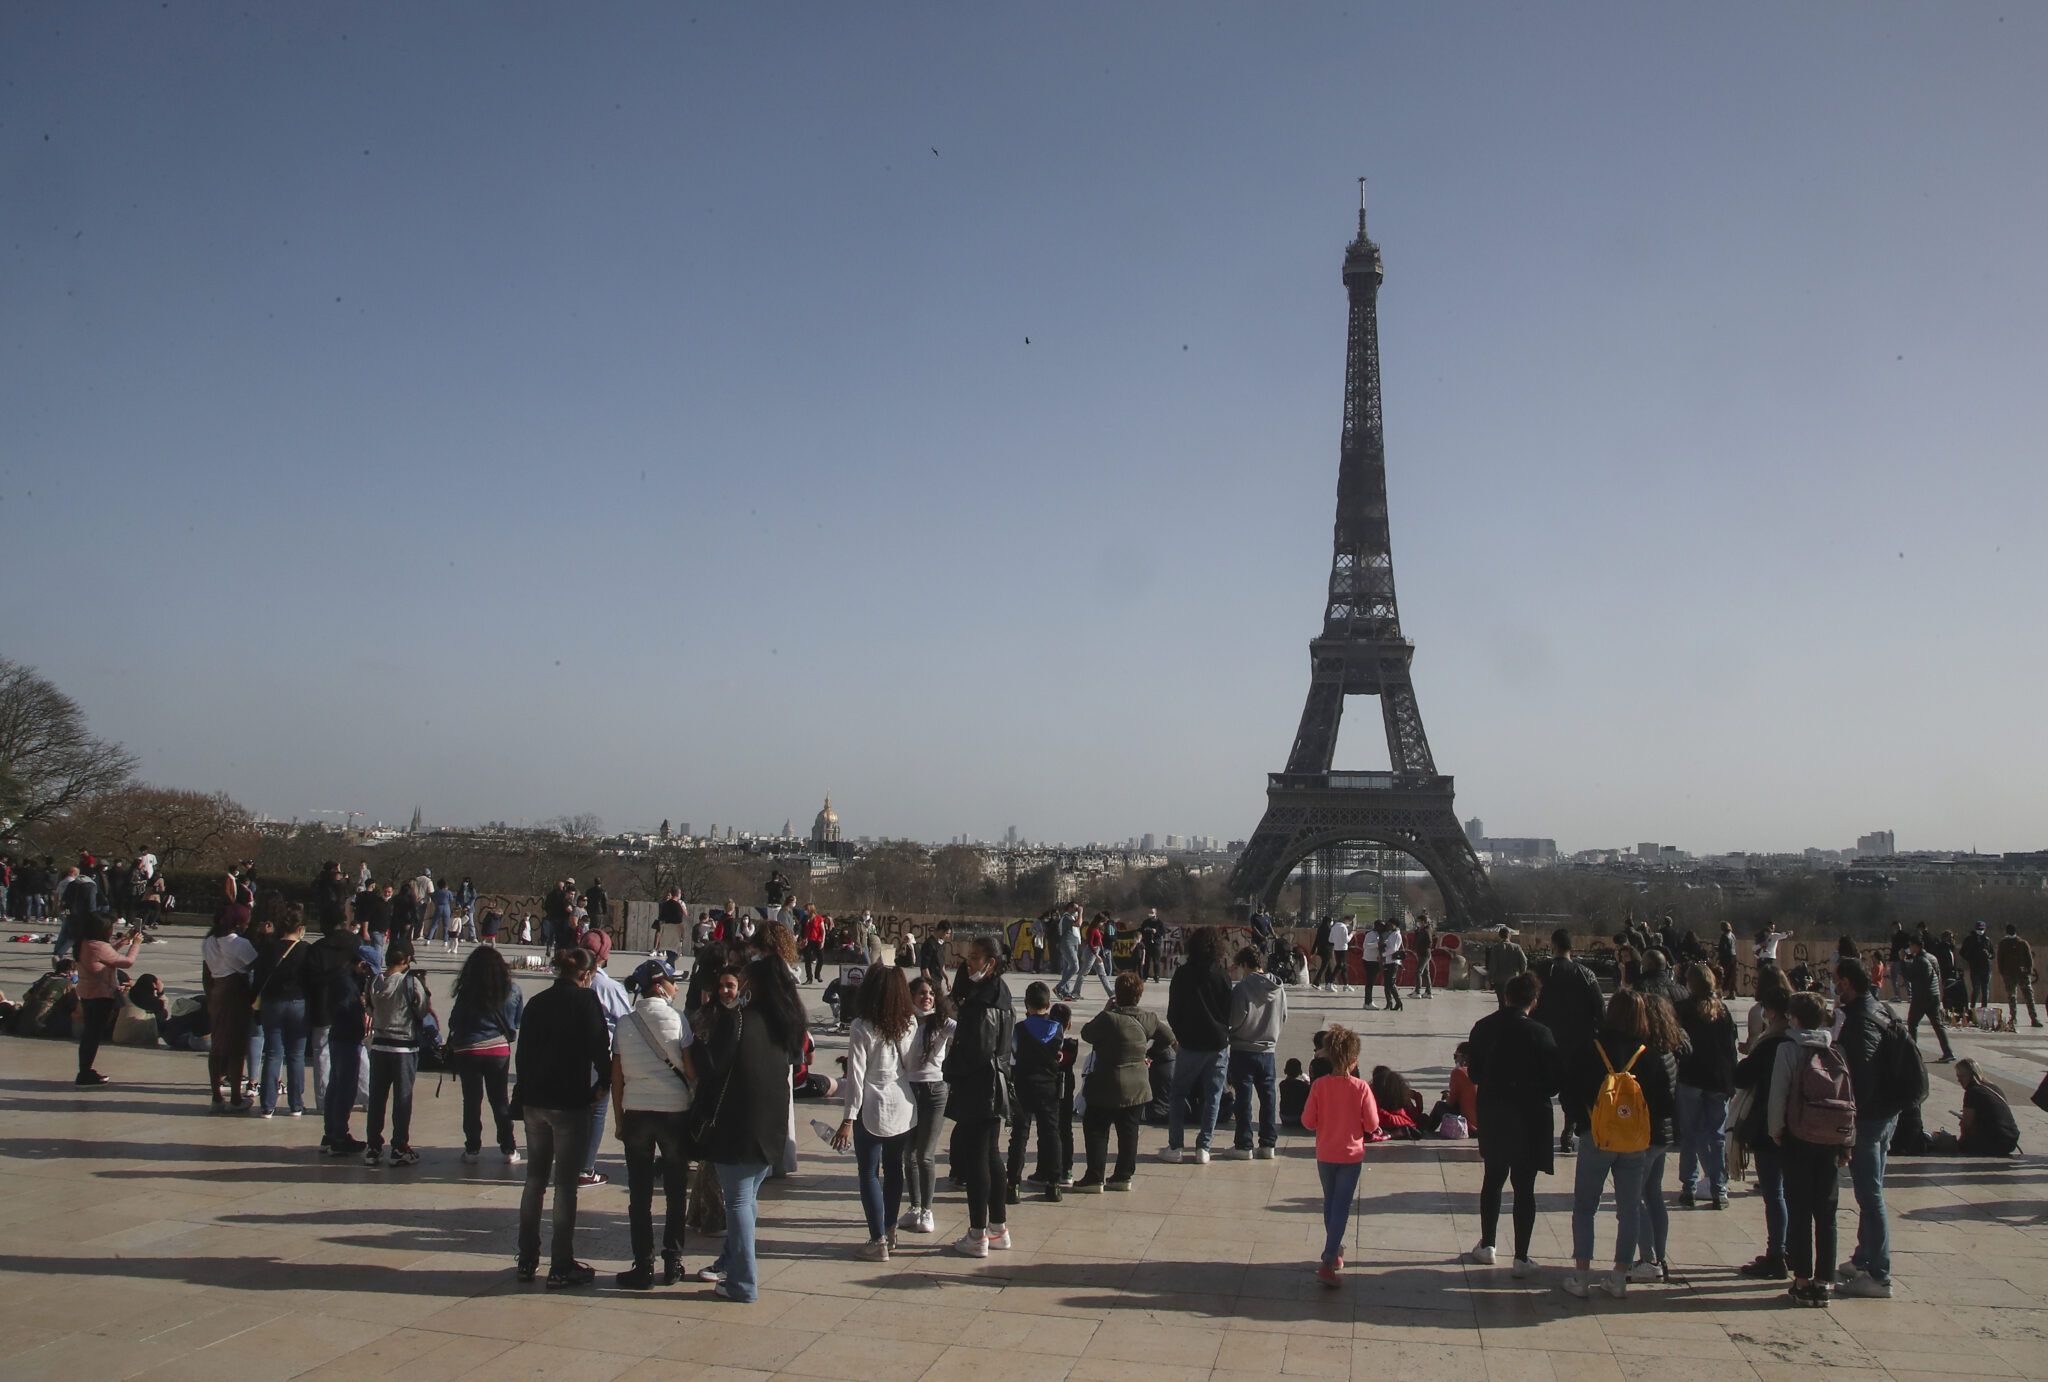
[809,1119,850,1153]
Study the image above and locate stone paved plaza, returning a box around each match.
[3,934,2046,1382]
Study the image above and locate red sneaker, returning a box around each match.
[1316,1262,1342,1288]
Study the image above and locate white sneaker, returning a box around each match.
[1467,1243,1496,1265]
[1342,985,1355,994]
[898,1210,924,1234]
[985,1226,1012,1251]
[1628,1261,1663,1284]
[855,1239,889,1262]
[1512,1257,1538,1279]
[920,1209,937,1234]
[504,1148,524,1164]
[951,1231,989,1259]
[1595,1271,1628,1298]
[1223,1147,1253,1160]
[1192,1148,1210,1165]
[1561,1272,1590,1299]
[1253,1146,1275,1160]
[1159,1147,1184,1163]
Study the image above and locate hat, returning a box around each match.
[1975,921,1988,930]
[627,957,677,995]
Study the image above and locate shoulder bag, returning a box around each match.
[688,1011,741,1145]
[627,1007,695,1110]
[249,939,300,1012]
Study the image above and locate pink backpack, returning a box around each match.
[1785,1043,1857,1146]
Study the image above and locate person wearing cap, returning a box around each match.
[578,946,634,1186]
[611,958,695,1288]
[1958,922,1994,1011]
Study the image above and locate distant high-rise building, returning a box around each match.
[1637,842,1660,860]
[1141,833,1157,852]
[1165,834,1186,850]
[1856,830,1895,857]
[678,823,691,838]
[1464,817,1486,846]
[1005,825,1018,847]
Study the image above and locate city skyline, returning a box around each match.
[6,6,2045,856]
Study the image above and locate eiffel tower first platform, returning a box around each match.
[1229,185,1504,928]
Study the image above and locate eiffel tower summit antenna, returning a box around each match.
[1228,187,1503,928]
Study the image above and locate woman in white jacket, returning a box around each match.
[830,964,919,1260]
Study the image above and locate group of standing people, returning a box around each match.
[1310,912,1436,1008]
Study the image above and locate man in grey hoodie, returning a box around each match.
[1226,945,1288,1159]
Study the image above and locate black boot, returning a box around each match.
[615,1261,655,1290]
[662,1253,684,1285]
[1005,1181,1021,1205]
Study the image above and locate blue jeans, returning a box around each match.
[1636,1144,1669,1265]
[1168,1048,1226,1151]
[1571,1145,1645,1268]
[1675,1085,1729,1199]
[712,1162,773,1301]
[255,998,309,1113]
[1849,1113,1898,1282]
[323,1035,362,1144]
[854,1123,909,1241]
[1752,1142,1787,1257]
[1079,946,1113,997]
[1317,1160,1362,1265]
[1229,1051,1278,1150]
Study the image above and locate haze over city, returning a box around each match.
[6,4,2045,856]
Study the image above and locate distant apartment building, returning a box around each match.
[1856,830,1896,857]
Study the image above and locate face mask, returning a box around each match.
[719,993,740,1009]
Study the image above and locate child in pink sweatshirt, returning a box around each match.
[1300,1023,1380,1286]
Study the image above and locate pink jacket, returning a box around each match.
[1301,1073,1381,1163]
[77,937,139,1001]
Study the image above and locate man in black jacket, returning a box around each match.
[1832,959,1907,1299]
[1533,929,1605,1153]
[515,947,611,1287]
[1899,939,1955,1064]
[1163,926,1230,1162]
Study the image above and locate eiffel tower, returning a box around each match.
[1229,184,1503,928]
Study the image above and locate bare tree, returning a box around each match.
[46,785,259,876]
[0,658,137,843]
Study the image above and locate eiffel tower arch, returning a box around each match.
[1230,184,1504,929]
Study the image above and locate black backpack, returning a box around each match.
[1873,1003,1929,1110]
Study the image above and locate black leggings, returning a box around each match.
[951,1117,1007,1231]
[1478,1153,1539,1259]
[77,996,118,1075]
[1083,1103,1143,1184]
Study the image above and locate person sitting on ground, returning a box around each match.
[1928,1059,2020,1157]
[9,955,80,1038]
[1281,1057,1312,1127]
[1303,1024,1381,1288]
[1369,1065,1425,1139]
[1433,1041,1478,1134]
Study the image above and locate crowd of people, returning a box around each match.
[4,854,2039,1313]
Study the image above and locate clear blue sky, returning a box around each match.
[5,3,2044,854]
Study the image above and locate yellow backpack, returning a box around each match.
[1589,1041,1650,1153]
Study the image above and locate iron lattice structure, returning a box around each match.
[1230,187,1504,928]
